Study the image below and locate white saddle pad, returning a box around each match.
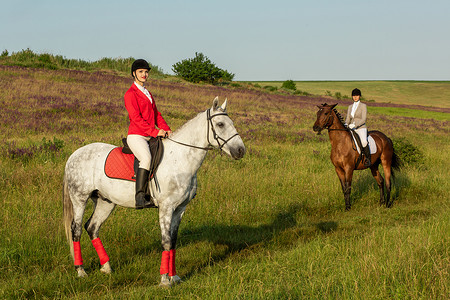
[352,134,377,154]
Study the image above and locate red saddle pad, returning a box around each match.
[104,147,136,182]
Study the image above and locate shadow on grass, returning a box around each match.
[173,203,340,281]
[102,201,342,285]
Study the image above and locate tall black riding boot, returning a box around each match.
[135,168,151,209]
[363,145,371,167]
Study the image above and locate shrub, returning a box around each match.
[172,52,235,84]
[1,49,8,57]
[264,85,277,92]
[392,138,424,165]
[281,80,296,91]
[294,90,311,96]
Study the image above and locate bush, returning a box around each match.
[294,90,311,96]
[172,52,234,84]
[281,80,296,91]
[392,138,424,165]
[264,85,277,92]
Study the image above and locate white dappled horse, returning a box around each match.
[63,97,245,286]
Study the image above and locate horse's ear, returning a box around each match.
[330,103,338,109]
[220,98,227,112]
[212,96,219,110]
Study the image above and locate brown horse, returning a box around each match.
[313,103,401,210]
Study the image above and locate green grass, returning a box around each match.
[250,80,450,108]
[0,64,449,299]
[369,106,450,121]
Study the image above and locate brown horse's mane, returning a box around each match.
[321,103,346,127]
[333,108,346,126]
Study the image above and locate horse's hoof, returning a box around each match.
[170,275,182,285]
[159,273,172,288]
[100,261,112,274]
[76,266,87,278]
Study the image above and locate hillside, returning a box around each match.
[0,65,448,299]
[251,80,450,109]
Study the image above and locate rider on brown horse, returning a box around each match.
[345,88,371,167]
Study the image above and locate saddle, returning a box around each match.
[104,138,164,196]
[349,129,376,168]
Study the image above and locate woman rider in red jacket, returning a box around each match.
[124,59,172,209]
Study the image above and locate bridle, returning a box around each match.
[167,108,239,151]
[318,108,348,132]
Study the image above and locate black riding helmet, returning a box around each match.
[352,88,361,96]
[131,59,151,77]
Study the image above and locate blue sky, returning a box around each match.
[1,0,449,81]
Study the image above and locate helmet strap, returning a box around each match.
[133,71,146,85]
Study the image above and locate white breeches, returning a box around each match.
[127,134,151,170]
[355,128,368,147]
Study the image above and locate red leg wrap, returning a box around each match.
[160,250,170,275]
[92,238,110,265]
[73,241,83,266]
[169,249,176,276]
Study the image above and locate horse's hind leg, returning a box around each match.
[70,194,89,277]
[381,161,393,208]
[370,163,385,206]
[84,192,115,274]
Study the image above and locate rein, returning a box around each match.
[166,109,239,151]
[166,137,213,151]
[319,108,363,169]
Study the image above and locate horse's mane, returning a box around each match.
[321,103,346,127]
[333,108,346,126]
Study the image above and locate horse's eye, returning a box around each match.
[325,112,329,115]
[217,122,224,128]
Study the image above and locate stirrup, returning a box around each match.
[135,193,156,209]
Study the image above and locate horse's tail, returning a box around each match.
[390,139,402,178]
[63,173,74,260]
[391,150,402,171]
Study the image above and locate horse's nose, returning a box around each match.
[313,125,319,132]
[232,146,246,160]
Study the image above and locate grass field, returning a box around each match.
[0,64,449,299]
[250,80,450,109]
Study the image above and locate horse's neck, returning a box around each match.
[328,113,352,148]
[163,111,210,174]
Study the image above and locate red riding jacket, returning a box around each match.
[124,83,171,137]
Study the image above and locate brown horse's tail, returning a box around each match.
[391,150,401,170]
[390,142,402,178]
[63,174,75,261]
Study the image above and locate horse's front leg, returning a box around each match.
[158,199,188,287]
[335,166,352,210]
